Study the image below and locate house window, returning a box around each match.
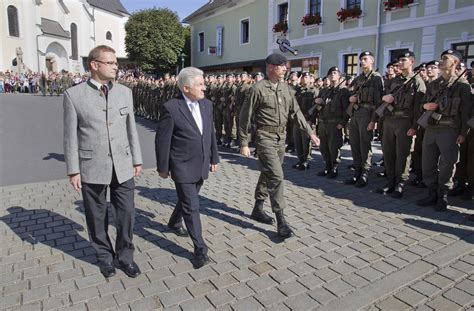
[7,5,20,37]
[241,19,249,44]
[390,48,409,62]
[309,0,321,15]
[346,0,361,9]
[453,41,474,66]
[278,3,288,23]
[344,54,358,75]
[198,32,204,52]
[106,31,112,41]
[71,23,78,60]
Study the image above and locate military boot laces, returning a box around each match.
[250,200,274,225]
[435,189,448,212]
[275,211,293,239]
[416,188,438,207]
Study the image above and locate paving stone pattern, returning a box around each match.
[0,147,473,310]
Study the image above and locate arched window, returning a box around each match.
[106,31,112,41]
[7,5,20,37]
[70,23,78,60]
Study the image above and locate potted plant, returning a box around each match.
[336,6,362,22]
[384,0,414,11]
[273,21,288,33]
[301,13,322,26]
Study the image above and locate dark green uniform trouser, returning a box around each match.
[224,107,235,143]
[349,113,373,173]
[382,118,413,183]
[422,127,459,190]
[293,123,311,163]
[318,122,343,168]
[454,130,474,185]
[411,127,425,179]
[214,107,224,141]
[254,130,287,213]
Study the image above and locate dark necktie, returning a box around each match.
[100,84,108,100]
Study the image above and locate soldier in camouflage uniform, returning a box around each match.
[417,49,472,211]
[223,74,237,148]
[234,72,252,146]
[314,67,349,178]
[374,51,426,198]
[345,51,384,187]
[239,53,320,239]
[214,75,226,145]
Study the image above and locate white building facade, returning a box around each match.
[0,0,129,74]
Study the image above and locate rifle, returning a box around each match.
[417,68,467,128]
[375,70,421,118]
[308,78,346,117]
[346,69,377,116]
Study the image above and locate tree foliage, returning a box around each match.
[125,8,185,72]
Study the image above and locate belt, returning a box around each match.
[257,125,286,134]
[319,118,341,123]
[389,110,410,117]
[433,117,455,126]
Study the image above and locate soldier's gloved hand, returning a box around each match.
[423,102,438,111]
[382,94,394,104]
[349,95,358,103]
[240,146,251,157]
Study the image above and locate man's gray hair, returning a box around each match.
[178,67,204,91]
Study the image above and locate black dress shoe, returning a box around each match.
[326,168,338,179]
[298,162,310,170]
[117,262,141,278]
[194,254,210,269]
[99,262,116,278]
[292,162,302,169]
[317,170,329,176]
[375,182,395,194]
[354,175,368,188]
[168,225,189,237]
[376,171,386,178]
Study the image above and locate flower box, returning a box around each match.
[336,6,362,22]
[384,0,414,11]
[272,21,288,33]
[301,13,322,26]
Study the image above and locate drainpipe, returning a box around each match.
[375,0,382,69]
[36,32,44,72]
[92,7,96,45]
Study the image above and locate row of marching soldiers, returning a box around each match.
[288,49,473,217]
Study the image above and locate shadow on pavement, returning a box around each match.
[42,153,65,162]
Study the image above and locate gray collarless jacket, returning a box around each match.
[63,80,142,184]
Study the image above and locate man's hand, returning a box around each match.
[210,164,218,172]
[310,133,320,146]
[158,172,169,179]
[315,98,323,104]
[382,94,394,104]
[407,128,417,137]
[367,121,375,131]
[423,102,438,111]
[240,146,251,157]
[349,95,358,103]
[336,124,343,130]
[456,135,465,144]
[134,165,142,177]
[69,174,81,191]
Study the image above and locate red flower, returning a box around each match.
[336,6,362,22]
[272,21,288,33]
[383,0,414,11]
[301,13,322,26]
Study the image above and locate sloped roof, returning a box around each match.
[87,0,129,16]
[183,0,234,23]
[40,18,70,38]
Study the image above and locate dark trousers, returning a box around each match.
[170,180,208,256]
[81,170,135,265]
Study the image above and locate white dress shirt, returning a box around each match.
[183,95,203,135]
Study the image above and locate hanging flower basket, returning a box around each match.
[336,6,362,22]
[272,21,288,33]
[301,13,322,26]
[384,0,414,11]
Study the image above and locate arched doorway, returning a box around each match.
[45,42,69,72]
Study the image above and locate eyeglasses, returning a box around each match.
[94,60,118,67]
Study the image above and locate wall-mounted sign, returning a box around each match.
[216,26,223,57]
[208,46,216,55]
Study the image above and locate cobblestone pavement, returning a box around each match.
[1,146,473,310]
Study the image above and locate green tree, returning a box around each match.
[125,8,185,72]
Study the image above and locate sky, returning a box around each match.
[121,0,209,22]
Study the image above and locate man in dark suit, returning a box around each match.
[63,45,143,278]
[155,67,219,269]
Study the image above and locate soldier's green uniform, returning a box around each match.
[293,73,316,169]
[223,76,237,146]
[234,75,252,145]
[239,80,313,215]
[375,51,426,198]
[346,51,383,187]
[315,67,349,177]
[417,49,471,211]
[214,77,226,143]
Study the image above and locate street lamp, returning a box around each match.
[179,52,187,70]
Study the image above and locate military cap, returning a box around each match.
[398,51,415,59]
[265,53,288,65]
[327,66,340,76]
[470,60,474,68]
[208,73,215,78]
[359,51,374,59]
[254,72,264,78]
[414,63,427,71]
[386,61,395,68]
[241,71,248,76]
[226,73,235,78]
[217,74,225,79]
[441,49,462,61]
[301,72,311,77]
[426,60,440,67]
